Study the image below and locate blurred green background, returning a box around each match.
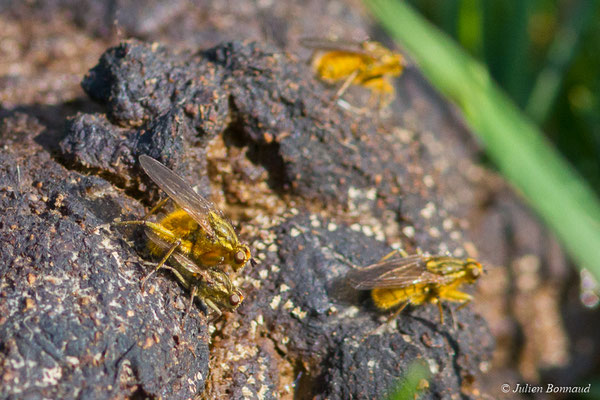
[408,0,600,194]
[374,4,600,399]
[366,0,600,279]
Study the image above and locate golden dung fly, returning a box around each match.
[145,229,243,316]
[117,154,254,315]
[346,251,483,324]
[301,37,405,109]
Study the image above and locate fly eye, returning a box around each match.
[469,265,482,278]
[229,293,241,306]
[234,250,246,264]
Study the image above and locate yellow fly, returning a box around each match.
[346,252,483,324]
[301,37,405,109]
[145,229,243,316]
[117,155,254,315]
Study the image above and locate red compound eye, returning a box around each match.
[234,250,246,264]
[230,294,241,306]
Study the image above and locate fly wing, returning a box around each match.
[346,254,451,289]
[144,229,205,276]
[299,37,370,55]
[139,155,221,238]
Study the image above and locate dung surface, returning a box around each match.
[0,126,209,399]
[5,41,493,398]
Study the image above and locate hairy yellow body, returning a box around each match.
[372,284,429,310]
[348,253,482,324]
[146,208,248,270]
[116,155,252,316]
[371,280,474,310]
[308,40,404,107]
[315,51,401,87]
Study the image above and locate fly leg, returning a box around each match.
[432,298,444,325]
[161,263,198,329]
[441,289,473,308]
[171,264,225,319]
[143,197,170,221]
[181,285,198,330]
[141,237,182,288]
[453,296,473,330]
[155,265,219,327]
[387,301,409,324]
[164,263,228,322]
[361,301,409,342]
[114,220,177,240]
[202,298,223,323]
[114,220,181,287]
[328,69,360,112]
[439,289,473,330]
[350,247,408,272]
[361,74,391,116]
[113,196,169,225]
[377,78,395,113]
[425,287,444,325]
[379,248,410,262]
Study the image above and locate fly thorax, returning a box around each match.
[209,212,237,241]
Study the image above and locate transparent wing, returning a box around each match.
[346,254,452,290]
[299,37,369,55]
[139,155,221,237]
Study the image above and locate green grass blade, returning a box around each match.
[526,0,599,123]
[386,362,430,400]
[481,0,534,103]
[365,0,600,278]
